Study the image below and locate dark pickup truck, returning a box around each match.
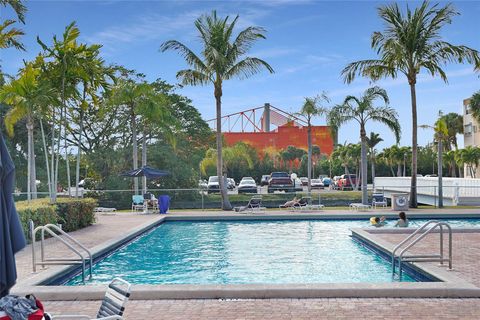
[267,172,294,193]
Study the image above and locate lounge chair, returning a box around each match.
[372,193,388,209]
[131,195,144,212]
[349,203,372,211]
[48,278,131,320]
[290,197,325,211]
[234,195,266,213]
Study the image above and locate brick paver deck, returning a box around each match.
[43,298,480,319]
[12,210,480,319]
[374,232,480,286]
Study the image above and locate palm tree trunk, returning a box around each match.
[409,81,418,208]
[40,118,52,199]
[371,151,376,191]
[397,164,402,177]
[50,110,56,203]
[360,126,368,204]
[142,126,147,195]
[131,110,139,195]
[307,123,312,193]
[215,84,231,210]
[64,126,71,197]
[75,108,84,197]
[26,116,34,201]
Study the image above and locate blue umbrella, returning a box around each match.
[0,132,26,297]
[120,166,170,179]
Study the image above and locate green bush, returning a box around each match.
[15,198,97,239]
[16,200,59,240]
[55,198,97,232]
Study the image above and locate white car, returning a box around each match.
[311,179,324,189]
[238,177,257,194]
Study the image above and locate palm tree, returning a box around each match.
[365,132,383,190]
[37,22,93,201]
[328,87,400,204]
[342,1,480,207]
[470,91,480,122]
[443,150,456,177]
[437,112,463,151]
[458,146,480,178]
[296,94,329,192]
[161,11,274,210]
[0,63,55,200]
[0,0,26,52]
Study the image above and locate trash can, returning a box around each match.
[159,195,170,214]
[391,193,409,211]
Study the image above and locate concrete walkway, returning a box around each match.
[12,209,480,319]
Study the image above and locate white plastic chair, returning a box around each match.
[48,278,131,320]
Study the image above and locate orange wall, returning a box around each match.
[224,125,334,155]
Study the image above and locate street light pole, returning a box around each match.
[438,139,443,208]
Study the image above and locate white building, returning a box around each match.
[462,97,480,178]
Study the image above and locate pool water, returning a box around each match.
[65,218,448,286]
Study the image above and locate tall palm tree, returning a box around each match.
[0,63,55,200]
[38,22,93,201]
[161,11,274,210]
[365,132,383,190]
[342,1,480,207]
[328,87,401,204]
[296,94,329,192]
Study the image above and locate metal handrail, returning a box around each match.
[30,221,93,283]
[391,220,452,279]
[391,220,439,276]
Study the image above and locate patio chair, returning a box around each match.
[48,278,131,320]
[131,195,144,212]
[234,195,266,213]
[372,193,388,209]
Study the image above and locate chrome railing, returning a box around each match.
[30,220,92,283]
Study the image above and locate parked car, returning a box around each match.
[207,176,220,193]
[311,179,324,189]
[268,172,294,193]
[337,174,357,191]
[425,174,437,177]
[238,177,257,193]
[332,176,342,189]
[227,178,236,190]
[322,177,332,187]
[198,179,208,189]
[260,175,270,186]
[300,177,308,186]
[293,178,303,191]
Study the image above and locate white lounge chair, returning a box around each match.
[48,278,131,320]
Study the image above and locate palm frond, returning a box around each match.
[177,69,211,86]
[224,57,273,80]
[160,40,209,74]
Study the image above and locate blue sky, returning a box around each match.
[2,0,479,150]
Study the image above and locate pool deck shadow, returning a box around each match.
[11,209,480,300]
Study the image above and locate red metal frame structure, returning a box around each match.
[206,104,307,132]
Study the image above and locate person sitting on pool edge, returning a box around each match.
[370,216,386,227]
[394,211,409,227]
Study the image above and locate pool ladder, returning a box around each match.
[29,220,93,283]
[391,220,452,279]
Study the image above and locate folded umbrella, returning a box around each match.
[0,133,26,297]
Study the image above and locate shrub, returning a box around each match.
[16,199,58,240]
[14,198,97,239]
[55,198,97,232]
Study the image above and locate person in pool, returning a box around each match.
[370,216,386,227]
[394,211,409,227]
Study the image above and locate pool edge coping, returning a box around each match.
[13,212,480,299]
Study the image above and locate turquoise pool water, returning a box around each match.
[65,218,480,286]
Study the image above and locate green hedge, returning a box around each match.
[15,198,97,240]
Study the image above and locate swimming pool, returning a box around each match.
[64,218,479,286]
